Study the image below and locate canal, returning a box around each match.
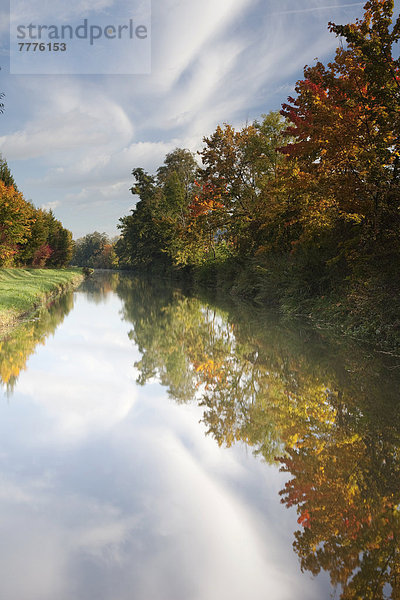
[0,271,398,599]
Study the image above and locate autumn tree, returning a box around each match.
[280,0,400,277]
[0,181,33,265]
[198,112,291,257]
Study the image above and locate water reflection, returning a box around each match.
[0,292,75,392]
[1,272,399,598]
[116,275,400,600]
[0,273,321,600]
[81,271,120,304]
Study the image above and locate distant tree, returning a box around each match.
[72,231,111,267]
[92,243,118,268]
[117,150,198,269]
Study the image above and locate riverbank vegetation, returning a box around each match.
[116,1,400,348]
[0,155,73,268]
[72,231,118,268]
[0,151,83,335]
[0,268,83,335]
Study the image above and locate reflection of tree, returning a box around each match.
[0,292,75,392]
[116,275,400,600]
[0,272,119,394]
[80,271,120,304]
[279,387,400,600]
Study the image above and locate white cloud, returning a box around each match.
[41,199,60,210]
[0,91,133,160]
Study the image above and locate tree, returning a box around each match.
[156,148,197,204]
[0,155,17,190]
[92,243,118,269]
[0,151,72,267]
[117,150,198,269]
[198,112,290,257]
[73,231,111,267]
[0,181,33,265]
[280,0,400,269]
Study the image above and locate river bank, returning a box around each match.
[127,258,400,353]
[194,259,400,353]
[0,268,84,338]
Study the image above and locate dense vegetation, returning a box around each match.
[72,231,118,268]
[0,155,73,268]
[116,1,400,346]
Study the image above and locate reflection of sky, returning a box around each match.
[0,286,329,599]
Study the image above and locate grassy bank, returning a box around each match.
[0,268,84,337]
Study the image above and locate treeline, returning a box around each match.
[116,1,400,338]
[0,155,73,267]
[72,231,118,268]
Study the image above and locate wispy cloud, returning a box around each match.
[274,2,364,15]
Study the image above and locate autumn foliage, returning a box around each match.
[0,181,33,264]
[0,157,73,267]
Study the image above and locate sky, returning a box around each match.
[0,0,375,239]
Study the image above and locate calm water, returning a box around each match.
[0,272,399,600]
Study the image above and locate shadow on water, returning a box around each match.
[115,273,400,600]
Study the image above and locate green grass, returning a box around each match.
[0,268,84,334]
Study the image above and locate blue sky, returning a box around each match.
[0,0,380,238]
